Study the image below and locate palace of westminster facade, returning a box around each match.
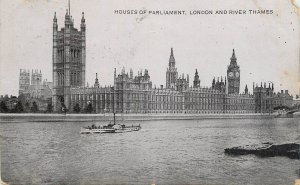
[19,7,293,113]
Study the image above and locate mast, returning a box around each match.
[113,113,116,125]
[68,0,70,15]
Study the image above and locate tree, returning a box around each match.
[18,94,26,104]
[30,101,39,113]
[14,101,24,113]
[73,103,81,113]
[46,103,53,113]
[25,102,30,112]
[85,103,93,113]
[3,95,9,101]
[0,101,8,113]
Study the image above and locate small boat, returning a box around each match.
[80,113,141,134]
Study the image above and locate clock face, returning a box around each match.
[228,72,234,77]
[235,72,239,77]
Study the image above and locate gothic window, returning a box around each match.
[60,49,62,61]
[57,72,60,86]
[73,72,75,85]
[70,72,73,85]
[59,72,61,85]
[73,72,76,85]
[60,72,63,86]
[61,72,64,85]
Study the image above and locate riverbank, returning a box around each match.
[0,113,286,122]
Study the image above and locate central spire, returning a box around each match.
[230,48,237,65]
[169,47,175,68]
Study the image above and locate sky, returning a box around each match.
[0,0,299,96]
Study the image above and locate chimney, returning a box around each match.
[160,85,163,89]
[285,90,288,94]
[281,90,284,94]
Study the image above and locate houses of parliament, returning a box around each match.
[19,5,293,114]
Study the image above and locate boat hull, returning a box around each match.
[80,126,141,134]
[80,128,116,134]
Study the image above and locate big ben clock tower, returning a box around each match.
[227,49,240,94]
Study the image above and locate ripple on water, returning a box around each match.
[1,118,300,185]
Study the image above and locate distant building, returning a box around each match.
[19,69,30,95]
[31,69,42,87]
[18,69,53,111]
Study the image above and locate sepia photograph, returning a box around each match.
[0,0,300,184]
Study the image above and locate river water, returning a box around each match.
[1,118,300,185]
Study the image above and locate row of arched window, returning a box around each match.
[57,48,81,62]
[57,72,64,86]
[70,72,80,86]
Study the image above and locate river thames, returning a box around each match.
[1,118,299,185]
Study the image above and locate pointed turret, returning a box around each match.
[53,12,57,23]
[230,49,237,65]
[53,12,58,31]
[94,73,99,88]
[245,85,248,94]
[169,48,175,68]
[144,69,149,76]
[231,49,236,60]
[187,74,189,83]
[81,12,86,32]
[122,67,125,74]
[144,69,150,80]
[193,69,200,88]
[212,77,216,88]
[166,47,178,89]
[130,68,133,79]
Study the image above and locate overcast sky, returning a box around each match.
[0,0,299,96]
